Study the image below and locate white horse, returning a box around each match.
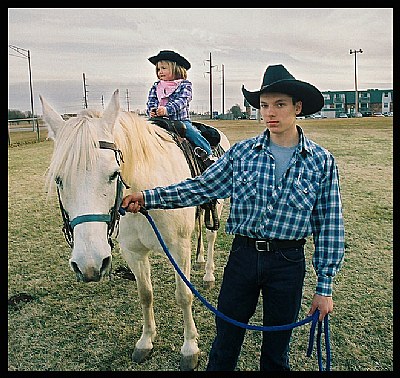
[41,89,230,370]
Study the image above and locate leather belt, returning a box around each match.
[236,235,306,252]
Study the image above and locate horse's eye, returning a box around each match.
[109,171,119,182]
[55,176,63,189]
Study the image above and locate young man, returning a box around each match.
[121,64,345,371]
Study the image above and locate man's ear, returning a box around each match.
[295,101,303,115]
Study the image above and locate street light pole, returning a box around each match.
[349,48,363,114]
[9,45,39,141]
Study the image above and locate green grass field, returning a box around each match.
[8,117,393,371]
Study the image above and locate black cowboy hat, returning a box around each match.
[148,50,191,70]
[242,64,324,116]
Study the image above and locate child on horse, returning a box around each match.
[146,50,215,165]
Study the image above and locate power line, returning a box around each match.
[82,73,88,108]
[204,52,217,119]
[217,63,225,116]
[126,89,130,111]
[349,49,363,114]
[8,44,39,140]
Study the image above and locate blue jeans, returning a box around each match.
[182,120,212,156]
[206,235,306,371]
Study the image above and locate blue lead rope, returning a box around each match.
[119,206,331,371]
[306,310,331,371]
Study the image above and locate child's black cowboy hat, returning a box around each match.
[242,64,324,116]
[148,50,191,70]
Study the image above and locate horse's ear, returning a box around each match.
[40,95,65,140]
[102,89,120,133]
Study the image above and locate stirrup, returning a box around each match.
[194,147,208,160]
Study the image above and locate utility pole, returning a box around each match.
[126,89,130,111]
[9,45,39,140]
[221,64,225,117]
[349,49,363,114]
[82,73,88,108]
[205,52,217,119]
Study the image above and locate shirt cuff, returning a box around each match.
[142,189,160,209]
[315,275,333,296]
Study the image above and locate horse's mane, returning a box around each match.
[46,109,106,194]
[115,112,175,187]
[46,108,175,194]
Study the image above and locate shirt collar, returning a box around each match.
[252,125,313,157]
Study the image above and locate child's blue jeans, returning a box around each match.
[182,120,212,156]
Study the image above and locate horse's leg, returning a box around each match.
[122,249,156,364]
[169,239,200,371]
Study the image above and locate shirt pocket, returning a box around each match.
[232,171,258,201]
[288,178,318,210]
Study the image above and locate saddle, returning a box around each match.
[150,118,221,147]
[150,117,224,231]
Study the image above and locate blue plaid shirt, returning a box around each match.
[146,79,192,121]
[143,126,345,296]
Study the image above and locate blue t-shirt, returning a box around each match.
[269,140,297,181]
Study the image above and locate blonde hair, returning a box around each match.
[156,60,187,80]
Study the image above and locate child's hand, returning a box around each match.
[156,106,167,117]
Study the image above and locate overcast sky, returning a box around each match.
[8,8,393,115]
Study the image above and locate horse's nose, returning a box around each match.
[70,256,112,282]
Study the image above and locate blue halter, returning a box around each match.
[57,141,129,248]
[69,213,112,229]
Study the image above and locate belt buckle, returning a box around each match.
[255,240,270,252]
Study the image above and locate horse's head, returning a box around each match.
[41,90,125,282]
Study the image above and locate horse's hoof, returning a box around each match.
[132,348,152,364]
[194,261,205,270]
[180,351,201,371]
[203,280,215,290]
